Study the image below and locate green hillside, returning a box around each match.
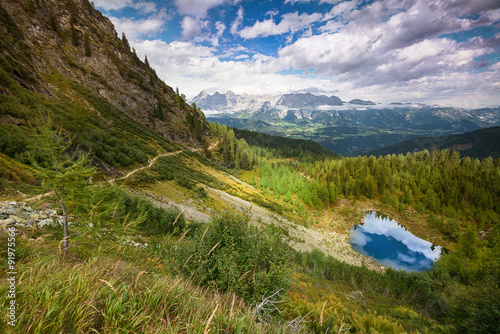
[1,1,499,333]
[355,127,500,160]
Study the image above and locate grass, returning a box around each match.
[0,230,296,334]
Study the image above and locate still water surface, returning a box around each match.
[349,211,442,272]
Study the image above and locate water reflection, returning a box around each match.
[349,211,442,272]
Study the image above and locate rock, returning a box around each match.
[348,291,365,302]
[38,218,56,228]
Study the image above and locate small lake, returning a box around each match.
[349,211,442,272]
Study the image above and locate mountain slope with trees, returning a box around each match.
[353,126,500,160]
[1,1,499,333]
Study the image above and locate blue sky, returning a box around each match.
[93,0,500,107]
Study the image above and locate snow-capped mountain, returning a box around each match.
[191,90,283,113]
[190,91,368,114]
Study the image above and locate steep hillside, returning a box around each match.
[0,0,209,178]
[354,127,500,160]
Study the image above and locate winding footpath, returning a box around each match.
[110,141,218,184]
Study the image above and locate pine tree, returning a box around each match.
[29,119,96,256]
[70,14,79,46]
[122,32,130,51]
[84,32,91,56]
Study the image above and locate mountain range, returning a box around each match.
[195,91,500,155]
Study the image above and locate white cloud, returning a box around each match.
[110,13,167,40]
[109,0,500,108]
[230,7,244,35]
[174,0,239,18]
[93,0,156,13]
[93,0,133,11]
[181,16,209,39]
[211,21,226,46]
[133,2,156,14]
[237,12,323,39]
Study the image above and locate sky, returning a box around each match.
[93,0,500,108]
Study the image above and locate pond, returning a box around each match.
[349,211,442,272]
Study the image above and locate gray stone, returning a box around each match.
[38,218,56,228]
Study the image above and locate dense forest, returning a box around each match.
[253,149,499,233]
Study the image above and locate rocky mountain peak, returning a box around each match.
[0,0,201,143]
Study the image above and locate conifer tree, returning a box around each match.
[70,14,79,46]
[122,32,130,51]
[29,119,96,256]
[84,32,91,56]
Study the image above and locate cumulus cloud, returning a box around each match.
[110,11,168,40]
[181,16,209,39]
[106,0,500,107]
[211,21,226,46]
[174,0,239,18]
[237,12,323,39]
[93,0,133,11]
[279,0,498,89]
[93,0,156,13]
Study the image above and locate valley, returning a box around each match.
[0,0,499,333]
[199,91,500,155]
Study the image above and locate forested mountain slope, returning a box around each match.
[0,0,210,178]
[354,127,500,160]
[1,1,499,333]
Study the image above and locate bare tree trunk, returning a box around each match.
[54,191,69,256]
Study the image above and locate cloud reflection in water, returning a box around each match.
[349,211,442,272]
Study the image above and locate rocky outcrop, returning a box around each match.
[0,201,75,230]
[0,0,200,144]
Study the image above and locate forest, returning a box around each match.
[205,124,500,333]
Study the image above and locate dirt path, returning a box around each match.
[110,150,183,184]
[206,187,382,271]
[110,140,219,184]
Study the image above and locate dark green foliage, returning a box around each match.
[153,99,164,120]
[233,127,340,160]
[121,32,130,51]
[294,249,445,316]
[176,212,291,303]
[0,124,28,159]
[177,175,194,189]
[195,186,207,198]
[256,148,499,230]
[210,122,255,170]
[153,153,223,189]
[447,280,500,333]
[137,171,155,184]
[361,126,500,160]
[83,32,91,56]
[48,10,59,32]
[70,14,79,46]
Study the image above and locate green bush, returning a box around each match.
[176,212,291,303]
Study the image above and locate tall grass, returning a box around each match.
[0,238,298,333]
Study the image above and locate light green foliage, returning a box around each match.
[28,118,96,254]
[0,240,292,334]
[176,212,291,303]
[211,122,255,169]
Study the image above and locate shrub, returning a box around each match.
[176,212,291,303]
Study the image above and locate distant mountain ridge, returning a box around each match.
[203,90,500,155]
[192,90,376,113]
[352,127,500,160]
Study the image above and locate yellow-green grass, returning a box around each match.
[0,233,295,334]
